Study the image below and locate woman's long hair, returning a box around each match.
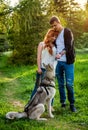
[44,29,58,55]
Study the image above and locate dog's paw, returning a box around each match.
[5,112,19,120]
[37,118,47,121]
[49,114,54,118]
[6,114,15,120]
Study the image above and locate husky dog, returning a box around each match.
[6,64,56,120]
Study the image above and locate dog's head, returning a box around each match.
[43,63,55,81]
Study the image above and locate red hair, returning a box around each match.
[44,29,58,55]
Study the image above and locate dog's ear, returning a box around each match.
[48,64,53,71]
[43,63,46,68]
[43,63,49,70]
[43,63,53,71]
[43,63,49,71]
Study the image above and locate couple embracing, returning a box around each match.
[31,16,76,113]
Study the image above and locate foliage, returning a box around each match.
[83,18,88,32]
[0,52,88,130]
[75,33,88,48]
[0,0,13,52]
[8,0,49,65]
[48,0,84,38]
[0,0,88,65]
[0,0,11,33]
[0,33,9,52]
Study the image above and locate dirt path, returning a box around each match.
[0,71,24,109]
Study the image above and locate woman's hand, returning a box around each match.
[37,68,42,74]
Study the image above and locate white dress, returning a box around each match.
[40,42,57,74]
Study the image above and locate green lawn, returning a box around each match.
[0,52,88,130]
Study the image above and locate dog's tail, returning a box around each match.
[6,111,27,120]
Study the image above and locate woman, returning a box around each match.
[30,29,58,109]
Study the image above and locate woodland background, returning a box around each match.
[0,1,88,130]
[0,0,88,65]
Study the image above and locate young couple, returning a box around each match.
[30,16,76,112]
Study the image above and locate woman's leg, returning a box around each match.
[30,68,46,99]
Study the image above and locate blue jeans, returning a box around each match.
[30,68,46,99]
[30,68,54,106]
[55,61,75,104]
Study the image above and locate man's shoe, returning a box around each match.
[70,105,77,112]
[61,103,66,108]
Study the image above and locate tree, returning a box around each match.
[83,1,88,32]
[76,33,88,48]
[9,0,49,65]
[0,0,11,52]
[48,0,84,38]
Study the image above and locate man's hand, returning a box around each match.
[55,54,61,59]
[55,50,66,59]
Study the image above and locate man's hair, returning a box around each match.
[49,16,60,24]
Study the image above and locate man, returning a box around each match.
[49,16,76,112]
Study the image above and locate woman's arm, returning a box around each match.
[37,42,43,74]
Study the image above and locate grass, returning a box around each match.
[0,51,88,130]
